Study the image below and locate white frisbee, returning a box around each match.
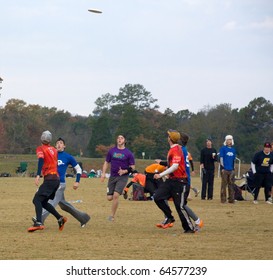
[88,9,102,14]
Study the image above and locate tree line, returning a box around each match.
[0,83,272,163]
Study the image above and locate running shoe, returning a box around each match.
[123,190,128,200]
[58,216,68,231]
[81,214,91,227]
[28,222,45,232]
[195,219,204,232]
[108,216,114,222]
[156,217,175,229]
[184,229,196,234]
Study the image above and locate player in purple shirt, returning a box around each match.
[101,134,135,221]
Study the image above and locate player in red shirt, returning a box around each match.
[28,130,67,232]
[153,129,196,233]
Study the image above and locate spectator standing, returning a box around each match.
[219,135,236,203]
[251,142,273,204]
[200,138,218,200]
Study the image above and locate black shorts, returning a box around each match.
[36,178,60,200]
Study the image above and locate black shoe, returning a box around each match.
[81,214,91,228]
[58,216,68,231]
[184,229,196,234]
[123,191,128,199]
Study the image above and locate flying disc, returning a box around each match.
[88,9,102,14]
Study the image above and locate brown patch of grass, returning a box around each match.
[0,176,271,260]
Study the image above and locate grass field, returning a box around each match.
[0,173,272,260]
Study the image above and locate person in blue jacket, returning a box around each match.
[33,137,90,227]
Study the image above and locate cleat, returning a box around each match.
[123,191,128,200]
[156,217,175,229]
[266,200,273,205]
[156,218,168,228]
[108,216,114,222]
[28,222,45,232]
[81,215,91,227]
[184,229,196,234]
[195,219,204,232]
[58,216,67,231]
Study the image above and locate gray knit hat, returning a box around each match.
[41,130,52,144]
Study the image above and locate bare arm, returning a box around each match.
[101,161,109,182]
[154,163,178,179]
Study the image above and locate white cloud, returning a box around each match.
[1,1,273,116]
[223,20,238,30]
[223,16,273,31]
[250,16,273,29]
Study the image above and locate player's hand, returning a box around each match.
[73,182,79,190]
[35,175,40,186]
[100,174,106,182]
[118,168,127,176]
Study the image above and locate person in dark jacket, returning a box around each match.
[200,138,218,200]
[251,142,273,204]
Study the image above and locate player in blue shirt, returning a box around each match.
[33,137,90,227]
[180,133,203,231]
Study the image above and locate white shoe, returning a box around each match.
[108,216,114,222]
[266,200,273,204]
[268,197,273,203]
[253,200,258,204]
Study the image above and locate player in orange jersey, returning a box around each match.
[123,163,166,200]
[27,130,67,232]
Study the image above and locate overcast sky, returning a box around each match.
[1,0,273,116]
